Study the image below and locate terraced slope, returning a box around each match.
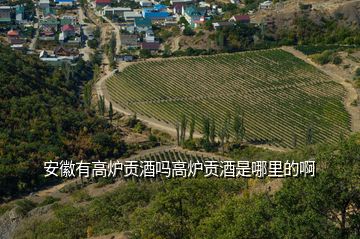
[106,49,350,147]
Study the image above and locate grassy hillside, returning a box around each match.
[107,49,350,148]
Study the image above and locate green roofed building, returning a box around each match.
[60,18,72,26]
[15,5,25,23]
[134,17,152,32]
[43,7,55,16]
[184,5,206,28]
[40,18,59,31]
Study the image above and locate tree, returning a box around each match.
[139,49,152,58]
[108,101,114,122]
[233,107,245,143]
[209,117,216,144]
[306,126,313,145]
[98,95,106,116]
[224,111,231,142]
[178,16,188,26]
[175,123,180,146]
[202,116,210,143]
[292,133,297,148]
[183,26,195,36]
[180,114,187,145]
[189,114,195,140]
[83,83,92,109]
[218,126,226,154]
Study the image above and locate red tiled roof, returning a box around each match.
[7,30,19,37]
[232,15,250,22]
[61,24,75,32]
[95,0,111,3]
[173,3,185,10]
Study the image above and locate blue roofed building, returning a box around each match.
[142,4,171,21]
[183,5,206,28]
[153,4,167,11]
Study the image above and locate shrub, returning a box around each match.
[133,122,145,133]
[332,55,342,65]
[183,26,195,36]
[87,39,99,49]
[38,196,60,207]
[71,189,91,203]
[15,199,37,216]
[312,50,333,65]
[355,67,360,77]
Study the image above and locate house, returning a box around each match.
[134,17,152,32]
[39,0,50,9]
[126,25,135,34]
[55,0,76,6]
[229,15,250,24]
[15,5,25,24]
[43,7,55,17]
[139,1,152,7]
[198,1,210,8]
[60,16,77,26]
[39,50,77,64]
[117,54,134,62]
[259,0,272,10]
[39,17,59,32]
[120,34,138,49]
[39,16,58,40]
[7,29,25,45]
[183,5,206,28]
[172,3,186,15]
[212,21,234,30]
[54,46,79,56]
[123,11,142,21]
[170,0,193,5]
[0,6,11,24]
[142,5,171,21]
[141,42,160,52]
[95,0,111,8]
[102,6,132,17]
[144,29,155,42]
[61,24,75,38]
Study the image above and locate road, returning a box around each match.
[78,7,95,61]
[101,16,121,55]
[29,6,40,51]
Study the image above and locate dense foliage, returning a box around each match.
[0,46,126,200]
[14,135,360,239]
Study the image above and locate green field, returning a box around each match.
[106,49,350,148]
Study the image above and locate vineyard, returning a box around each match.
[106,49,350,148]
[127,149,224,163]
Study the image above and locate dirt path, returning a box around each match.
[101,15,121,55]
[282,46,360,132]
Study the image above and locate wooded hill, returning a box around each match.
[0,46,126,200]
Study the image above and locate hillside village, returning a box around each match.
[0,0,284,65]
[1,0,359,65]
